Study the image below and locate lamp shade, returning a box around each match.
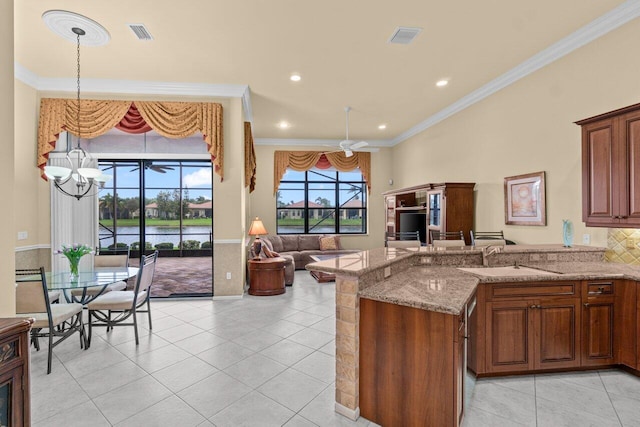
[248,217,268,236]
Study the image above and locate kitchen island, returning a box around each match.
[306,244,640,426]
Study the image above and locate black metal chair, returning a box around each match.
[470,231,506,246]
[430,230,465,241]
[15,267,85,374]
[385,231,421,248]
[87,251,158,346]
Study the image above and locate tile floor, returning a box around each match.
[30,271,640,426]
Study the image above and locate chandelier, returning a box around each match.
[44,24,111,200]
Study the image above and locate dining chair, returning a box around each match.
[70,249,130,299]
[385,231,421,248]
[15,267,85,374]
[471,230,507,247]
[87,251,158,346]
[431,230,465,241]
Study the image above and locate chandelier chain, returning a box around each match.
[76,31,81,142]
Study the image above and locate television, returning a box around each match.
[399,212,427,244]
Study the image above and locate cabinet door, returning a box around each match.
[581,118,618,225]
[486,300,533,372]
[620,110,640,226]
[535,298,581,370]
[384,196,396,234]
[455,313,465,427]
[582,297,615,366]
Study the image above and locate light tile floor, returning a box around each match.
[30,271,640,426]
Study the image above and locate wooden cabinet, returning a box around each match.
[0,318,33,427]
[360,297,468,427]
[481,281,581,374]
[383,182,475,244]
[577,103,640,227]
[581,281,616,366]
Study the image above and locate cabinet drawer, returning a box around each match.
[584,281,614,297]
[488,282,577,300]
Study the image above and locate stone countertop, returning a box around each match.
[358,266,478,315]
[359,261,640,315]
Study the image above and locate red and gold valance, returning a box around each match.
[273,150,371,194]
[37,98,224,180]
[244,122,257,193]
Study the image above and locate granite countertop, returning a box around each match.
[358,266,478,315]
[359,261,640,315]
[305,244,606,277]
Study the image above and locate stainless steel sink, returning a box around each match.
[457,266,558,277]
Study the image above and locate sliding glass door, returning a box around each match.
[99,160,213,297]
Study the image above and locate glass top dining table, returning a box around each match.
[17,267,139,304]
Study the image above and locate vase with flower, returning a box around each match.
[56,244,93,280]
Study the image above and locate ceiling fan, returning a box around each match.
[131,162,175,174]
[326,106,370,157]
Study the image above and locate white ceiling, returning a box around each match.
[14,0,636,145]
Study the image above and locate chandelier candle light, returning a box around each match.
[56,244,93,280]
[43,12,112,200]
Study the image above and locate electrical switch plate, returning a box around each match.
[17,231,27,240]
[384,267,391,278]
[626,238,635,249]
[226,272,231,280]
[582,234,590,245]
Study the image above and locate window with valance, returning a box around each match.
[37,98,224,180]
[274,150,371,235]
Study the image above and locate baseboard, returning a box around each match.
[335,402,360,421]
[211,295,243,300]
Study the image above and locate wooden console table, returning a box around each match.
[0,317,33,427]
[248,257,286,296]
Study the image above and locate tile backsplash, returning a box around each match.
[605,228,640,265]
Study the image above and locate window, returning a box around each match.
[276,168,367,234]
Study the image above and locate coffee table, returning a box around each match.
[308,254,342,283]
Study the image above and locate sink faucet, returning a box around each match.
[481,245,502,267]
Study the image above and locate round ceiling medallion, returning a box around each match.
[42,10,110,46]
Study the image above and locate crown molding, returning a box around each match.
[392,0,640,145]
[255,138,394,147]
[14,63,248,98]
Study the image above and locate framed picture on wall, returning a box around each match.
[504,171,546,226]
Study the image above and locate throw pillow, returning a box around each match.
[260,238,280,258]
[319,236,338,251]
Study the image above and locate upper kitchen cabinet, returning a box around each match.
[577,103,640,227]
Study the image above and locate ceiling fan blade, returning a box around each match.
[350,141,368,150]
[150,166,167,173]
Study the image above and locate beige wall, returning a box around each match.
[15,81,49,248]
[1,1,15,316]
[392,19,640,248]
[249,146,393,250]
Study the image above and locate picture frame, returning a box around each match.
[504,171,546,226]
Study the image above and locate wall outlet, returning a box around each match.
[226,272,231,280]
[626,238,635,249]
[17,231,27,240]
[384,266,391,278]
[582,234,590,245]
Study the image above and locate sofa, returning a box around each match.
[260,234,360,285]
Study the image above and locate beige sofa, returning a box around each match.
[260,234,360,285]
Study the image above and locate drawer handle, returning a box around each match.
[588,290,604,295]
[584,303,590,308]
[529,305,542,309]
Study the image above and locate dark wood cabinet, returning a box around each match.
[581,281,616,366]
[383,182,475,244]
[0,318,33,427]
[578,103,640,227]
[481,281,581,374]
[360,298,466,427]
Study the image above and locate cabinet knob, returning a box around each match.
[584,303,590,308]
[530,304,537,309]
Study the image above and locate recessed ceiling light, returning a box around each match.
[277,121,290,129]
[436,79,449,87]
[290,74,301,82]
[378,124,387,130]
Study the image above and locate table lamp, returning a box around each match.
[248,217,268,260]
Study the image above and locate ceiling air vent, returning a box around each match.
[388,26,422,45]
[128,23,153,41]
